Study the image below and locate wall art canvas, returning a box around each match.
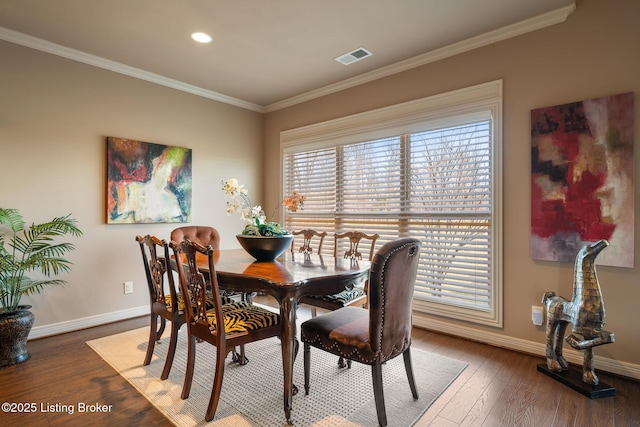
[531,92,634,267]
[107,137,192,224]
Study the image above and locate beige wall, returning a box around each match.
[0,41,263,330]
[1,0,637,376]
[264,0,640,370]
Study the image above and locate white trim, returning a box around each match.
[282,80,502,151]
[265,4,575,112]
[0,26,264,113]
[28,304,638,380]
[0,4,574,113]
[281,80,504,327]
[28,305,149,340]
[413,313,640,381]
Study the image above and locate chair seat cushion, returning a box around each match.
[301,306,384,364]
[305,287,366,307]
[206,304,279,334]
[165,294,235,312]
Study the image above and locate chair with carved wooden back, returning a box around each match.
[291,229,327,255]
[170,239,281,422]
[301,237,422,427]
[136,235,185,380]
[171,226,253,304]
[299,231,379,317]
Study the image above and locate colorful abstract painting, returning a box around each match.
[531,92,634,267]
[107,137,192,224]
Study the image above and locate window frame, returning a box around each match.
[280,80,503,327]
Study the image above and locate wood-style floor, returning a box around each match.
[1,300,638,426]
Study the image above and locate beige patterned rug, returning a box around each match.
[87,326,466,427]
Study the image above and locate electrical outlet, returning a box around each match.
[532,305,543,326]
[123,281,133,294]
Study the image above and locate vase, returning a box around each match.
[0,306,35,367]
[236,234,294,261]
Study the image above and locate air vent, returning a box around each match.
[335,47,372,65]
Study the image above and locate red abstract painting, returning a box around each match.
[107,137,192,224]
[531,92,634,267]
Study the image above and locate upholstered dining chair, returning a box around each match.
[299,231,379,317]
[171,225,254,303]
[301,237,422,427]
[136,234,186,380]
[291,229,327,254]
[170,226,220,250]
[171,239,282,422]
[136,235,233,380]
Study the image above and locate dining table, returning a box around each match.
[192,248,371,424]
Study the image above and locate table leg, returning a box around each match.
[280,295,297,424]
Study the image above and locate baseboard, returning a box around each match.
[413,314,640,381]
[28,305,149,340]
[27,307,639,381]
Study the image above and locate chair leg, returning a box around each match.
[204,344,227,421]
[338,356,352,369]
[157,317,166,340]
[371,364,387,427]
[231,344,249,364]
[303,343,311,395]
[160,319,179,380]
[403,347,419,399]
[144,313,158,366]
[181,333,197,400]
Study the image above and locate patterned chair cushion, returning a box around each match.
[165,294,237,312]
[306,287,366,307]
[206,304,279,334]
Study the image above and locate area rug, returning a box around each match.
[87,326,466,427]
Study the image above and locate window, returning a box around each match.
[281,81,503,327]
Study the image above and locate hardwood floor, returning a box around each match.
[1,303,638,426]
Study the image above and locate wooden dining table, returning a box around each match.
[192,248,371,424]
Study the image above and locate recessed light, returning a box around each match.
[191,32,213,43]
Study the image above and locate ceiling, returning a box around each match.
[0,0,575,112]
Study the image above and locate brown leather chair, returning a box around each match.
[171,226,253,303]
[291,229,327,254]
[135,235,185,380]
[170,226,220,250]
[301,237,422,427]
[171,239,282,422]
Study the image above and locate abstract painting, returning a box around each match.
[107,137,192,224]
[531,92,634,267]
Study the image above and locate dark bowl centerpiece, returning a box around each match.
[222,178,305,261]
[236,234,294,261]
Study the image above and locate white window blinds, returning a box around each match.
[281,81,502,326]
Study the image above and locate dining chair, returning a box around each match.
[171,225,253,303]
[301,237,422,427]
[299,231,379,317]
[170,225,221,250]
[291,229,327,254]
[135,234,186,380]
[136,234,236,380]
[171,239,282,422]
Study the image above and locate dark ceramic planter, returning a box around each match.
[0,306,35,367]
[236,234,294,261]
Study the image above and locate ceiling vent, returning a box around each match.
[335,47,372,65]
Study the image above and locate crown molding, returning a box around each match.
[0,26,265,113]
[0,3,575,114]
[264,3,576,112]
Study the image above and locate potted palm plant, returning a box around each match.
[0,208,82,367]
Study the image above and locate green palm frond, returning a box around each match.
[0,208,82,313]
